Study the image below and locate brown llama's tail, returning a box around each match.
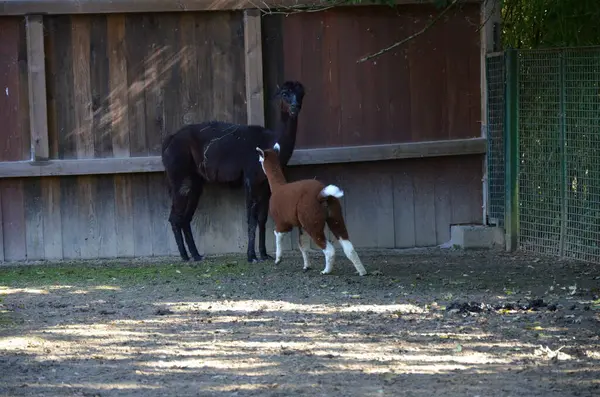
[318,184,344,200]
[325,196,350,241]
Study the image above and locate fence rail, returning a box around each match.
[487,45,600,263]
[0,138,487,178]
[0,0,482,15]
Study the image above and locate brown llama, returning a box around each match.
[256,144,367,276]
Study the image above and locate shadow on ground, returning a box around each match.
[1,249,599,396]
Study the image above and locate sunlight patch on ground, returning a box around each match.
[146,358,275,372]
[0,336,38,350]
[0,287,49,295]
[26,382,162,391]
[93,285,122,291]
[156,299,428,316]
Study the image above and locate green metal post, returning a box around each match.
[558,52,567,257]
[504,48,519,251]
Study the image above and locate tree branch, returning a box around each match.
[356,0,460,63]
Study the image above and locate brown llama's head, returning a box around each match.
[276,81,305,117]
[256,143,281,175]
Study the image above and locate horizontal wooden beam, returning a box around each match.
[0,0,481,15]
[0,138,485,178]
[288,137,486,166]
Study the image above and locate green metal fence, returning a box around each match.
[487,46,600,263]
[485,52,506,227]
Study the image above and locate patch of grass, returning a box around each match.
[0,255,252,288]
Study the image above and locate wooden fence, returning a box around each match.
[0,0,490,261]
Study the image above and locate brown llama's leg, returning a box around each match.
[306,228,335,275]
[273,223,292,265]
[297,229,312,271]
[326,198,367,276]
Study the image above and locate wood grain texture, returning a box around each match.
[0,17,27,162]
[244,9,264,126]
[95,175,117,258]
[45,11,247,159]
[24,177,44,260]
[113,174,135,257]
[0,155,483,261]
[412,160,438,247]
[393,169,416,248]
[144,13,167,155]
[41,177,63,259]
[1,0,482,15]
[191,186,247,256]
[0,138,487,178]
[107,14,130,158]
[342,165,395,248]
[147,173,172,256]
[90,15,112,158]
[26,15,49,161]
[1,180,26,261]
[46,15,76,159]
[264,4,481,148]
[125,15,148,157]
[0,191,3,261]
[72,16,95,159]
[131,174,153,257]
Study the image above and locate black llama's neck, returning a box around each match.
[277,111,298,166]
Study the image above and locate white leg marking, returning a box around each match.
[298,231,311,270]
[321,241,335,275]
[339,239,367,276]
[274,230,285,265]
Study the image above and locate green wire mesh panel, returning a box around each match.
[486,53,505,226]
[563,48,600,262]
[517,50,562,256]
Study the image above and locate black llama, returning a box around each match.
[161,81,305,263]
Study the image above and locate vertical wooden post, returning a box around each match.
[480,0,502,225]
[243,9,265,126]
[504,48,519,252]
[25,14,49,161]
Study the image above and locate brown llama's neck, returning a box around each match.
[263,158,288,191]
[276,111,298,166]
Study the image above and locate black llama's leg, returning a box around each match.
[181,179,204,261]
[246,186,260,263]
[257,188,274,261]
[169,193,190,261]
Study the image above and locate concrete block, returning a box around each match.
[439,224,505,250]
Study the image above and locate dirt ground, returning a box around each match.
[1,248,599,397]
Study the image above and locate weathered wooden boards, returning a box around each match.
[0,4,485,261]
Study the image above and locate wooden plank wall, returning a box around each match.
[0,5,484,262]
[0,17,31,261]
[262,3,482,148]
[0,11,252,261]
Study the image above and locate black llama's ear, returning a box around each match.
[273,143,280,153]
[256,147,265,157]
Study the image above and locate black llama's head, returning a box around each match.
[276,81,305,117]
